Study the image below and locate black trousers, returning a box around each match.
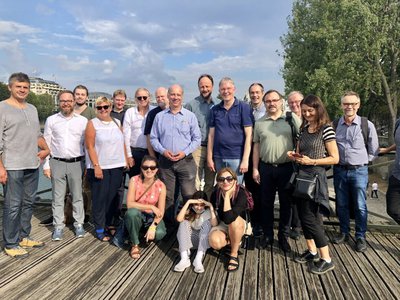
[259,161,293,238]
[386,175,400,225]
[297,198,327,248]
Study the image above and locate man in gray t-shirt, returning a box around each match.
[0,72,50,258]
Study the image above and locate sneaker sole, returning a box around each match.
[52,238,63,241]
[5,251,29,259]
[294,257,320,264]
[310,264,335,275]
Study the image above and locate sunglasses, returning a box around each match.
[216,176,235,183]
[96,105,110,110]
[141,165,157,171]
[137,96,148,101]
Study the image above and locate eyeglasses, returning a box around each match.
[342,102,359,107]
[264,99,281,104]
[59,100,74,104]
[216,176,235,183]
[141,165,157,171]
[137,96,148,101]
[96,105,110,110]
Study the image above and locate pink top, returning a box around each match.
[132,176,163,213]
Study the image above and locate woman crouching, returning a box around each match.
[208,168,251,272]
[174,191,217,273]
[124,155,167,259]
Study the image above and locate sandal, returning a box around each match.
[106,226,117,236]
[227,255,239,272]
[130,245,141,259]
[96,229,111,242]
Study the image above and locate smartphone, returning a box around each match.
[293,153,303,158]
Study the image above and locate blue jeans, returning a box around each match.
[2,169,39,248]
[334,166,368,238]
[214,158,243,184]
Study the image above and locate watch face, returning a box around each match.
[154,222,158,226]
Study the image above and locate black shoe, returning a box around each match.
[39,216,53,226]
[332,233,349,244]
[253,225,264,238]
[289,229,301,240]
[310,259,335,275]
[294,250,319,264]
[278,236,291,252]
[355,238,367,252]
[259,236,273,249]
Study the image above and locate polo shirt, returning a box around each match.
[253,112,301,164]
[209,98,253,159]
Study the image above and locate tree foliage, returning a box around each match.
[0,82,10,101]
[28,93,55,122]
[281,0,400,143]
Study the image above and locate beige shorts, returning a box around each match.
[210,218,253,237]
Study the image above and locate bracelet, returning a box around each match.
[148,225,157,231]
[313,159,317,166]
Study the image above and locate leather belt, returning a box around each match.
[337,164,367,170]
[263,162,291,168]
[52,156,84,163]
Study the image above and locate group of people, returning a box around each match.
[2,71,398,276]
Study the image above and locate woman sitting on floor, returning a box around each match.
[124,155,167,259]
[174,191,218,273]
[208,167,251,272]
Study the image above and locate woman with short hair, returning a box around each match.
[85,96,127,242]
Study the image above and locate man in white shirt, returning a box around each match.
[43,90,88,241]
[123,88,155,177]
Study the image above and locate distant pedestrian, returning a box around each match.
[371,181,379,198]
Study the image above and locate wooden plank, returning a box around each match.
[273,245,291,299]
[188,250,222,300]
[258,243,274,299]
[203,249,228,300]
[240,247,258,299]
[344,235,397,300]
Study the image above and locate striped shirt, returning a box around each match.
[298,124,336,159]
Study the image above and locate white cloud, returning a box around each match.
[0,21,40,35]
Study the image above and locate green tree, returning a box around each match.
[28,93,55,122]
[0,82,10,101]
[281,0,400,143]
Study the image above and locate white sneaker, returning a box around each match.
[174,257,191,272]
[193,252,205,273]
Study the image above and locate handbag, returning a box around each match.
[292,173,318,200]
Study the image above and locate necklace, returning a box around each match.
[100,120,111,125]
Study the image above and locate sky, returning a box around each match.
[0,0,293,102]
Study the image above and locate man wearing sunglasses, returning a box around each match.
[123,88,155,178]
[150,84,201,229]
[253,89,301,252]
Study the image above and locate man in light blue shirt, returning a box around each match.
[150,84,201,228]
[333,91,379,252]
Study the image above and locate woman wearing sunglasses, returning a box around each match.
[124,155,167,259]
[86,96,128,242]
[174,191,218,273]
[208,167,251,272]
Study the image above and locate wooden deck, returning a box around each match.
[0,204,399,300]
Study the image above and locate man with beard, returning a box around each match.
[144,87,169,157]
[73,85,96,119]
[43,91,88,240]
[185,74,217,199]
